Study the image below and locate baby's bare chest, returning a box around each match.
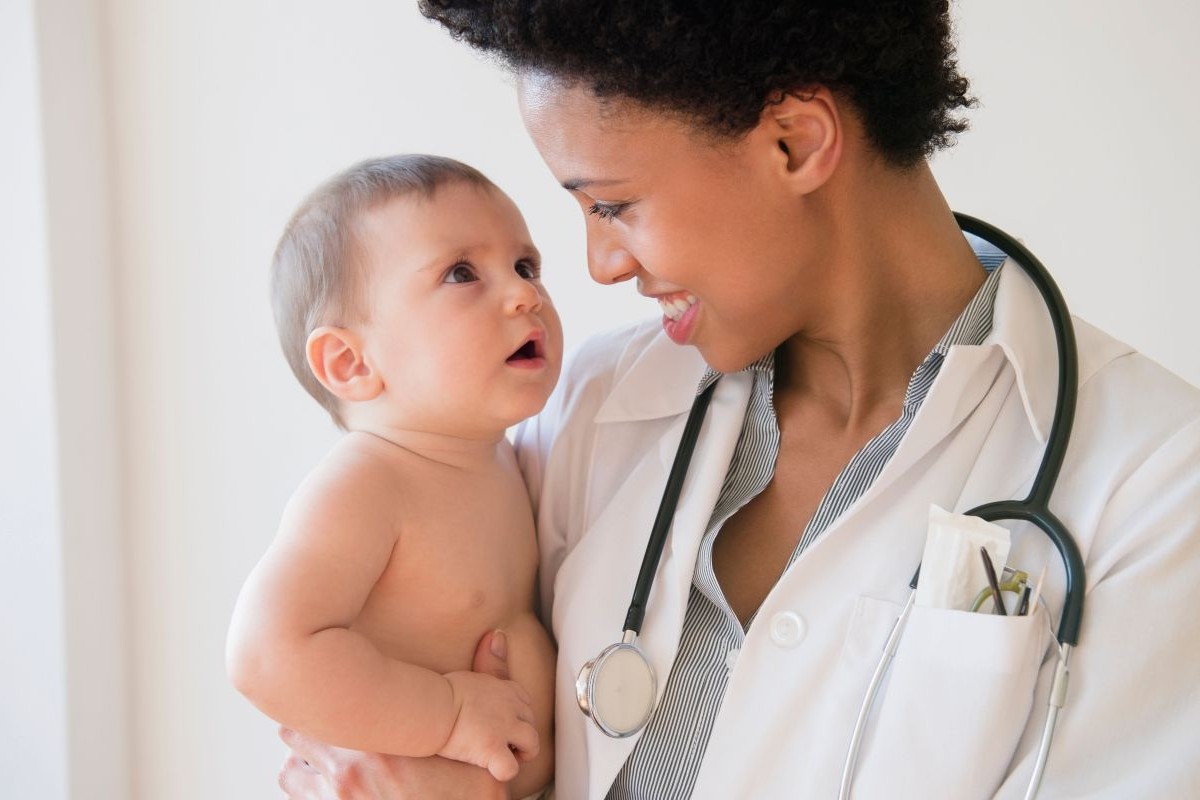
[352,475,539,672]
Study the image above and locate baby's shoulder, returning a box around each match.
[279,434,406,539]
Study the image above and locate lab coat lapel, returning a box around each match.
[656,371,753,637]
[560,371,751,799]
[842,345,1007,518]
[843,262,1059,515]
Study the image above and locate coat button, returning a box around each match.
[769,611,806,648]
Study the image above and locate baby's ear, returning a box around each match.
[305,326,383,403]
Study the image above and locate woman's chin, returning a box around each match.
[694,340,774,374]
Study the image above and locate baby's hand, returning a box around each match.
[439,671,539,782]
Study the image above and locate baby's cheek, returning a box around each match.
[541,297,564,342]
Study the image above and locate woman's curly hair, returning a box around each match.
[419,0,975,166]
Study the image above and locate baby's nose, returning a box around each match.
[506,276,542,314]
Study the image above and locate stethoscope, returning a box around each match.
[575,213,1084,800]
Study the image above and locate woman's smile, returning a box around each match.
[648,290,701,344]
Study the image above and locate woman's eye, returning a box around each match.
[515,260,540,280]
[587,201,629,222]
[443,263,478,284]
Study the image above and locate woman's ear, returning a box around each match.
[759,87,843,195]
[305,326,383,403]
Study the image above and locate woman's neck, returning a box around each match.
[775,161,985,431]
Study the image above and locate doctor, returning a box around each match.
[280,2,1200,797]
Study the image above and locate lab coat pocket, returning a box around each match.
[851,603,1050,800]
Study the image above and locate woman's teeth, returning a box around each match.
[658,294,697,321]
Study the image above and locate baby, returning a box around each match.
[226,154,560,798]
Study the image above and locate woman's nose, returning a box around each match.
[586,226,639,285]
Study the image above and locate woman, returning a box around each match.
[280,2,1200,797]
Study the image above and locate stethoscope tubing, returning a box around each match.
[953,212,1084,647]
[622,380,718,635]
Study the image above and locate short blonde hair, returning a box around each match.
[270,154,494,427]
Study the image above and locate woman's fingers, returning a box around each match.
[277,729,332,800]
[279,727,329,775]
[278,752,332,799]
[278,727,370,798]
[279,727,408,799]
[278,726,510,798]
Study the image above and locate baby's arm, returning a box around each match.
[226,465,538,780]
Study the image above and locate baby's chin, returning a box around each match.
[494,389,557,430]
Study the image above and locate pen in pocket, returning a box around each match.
[980,546,1007,616]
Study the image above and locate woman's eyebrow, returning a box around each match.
[562,177,627,192]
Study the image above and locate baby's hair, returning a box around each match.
[270,154,495,428]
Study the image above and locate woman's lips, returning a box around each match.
[661,295,700,345]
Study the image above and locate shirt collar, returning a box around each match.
[696,352,771,395]
[901,258,1004,409]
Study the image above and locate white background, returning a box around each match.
[3,1,1197,798]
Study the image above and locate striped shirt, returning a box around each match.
[606,240,1007,799]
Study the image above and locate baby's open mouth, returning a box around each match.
[507,337,544,362]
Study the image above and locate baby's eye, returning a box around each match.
[443,263,478,284]
[515,259,540,280]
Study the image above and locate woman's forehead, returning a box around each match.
[518,71,648,133]
[518,72,721,182]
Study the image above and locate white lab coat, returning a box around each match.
[515,263,1200,799]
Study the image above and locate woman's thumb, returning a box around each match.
[472,629,511,679]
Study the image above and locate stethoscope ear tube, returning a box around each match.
[953,212,1084,647]
[622,381,719,634]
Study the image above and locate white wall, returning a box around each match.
[1,1,69,796]
[36,0,130,795]
[938,3,1200,372]
[10,1,1198,798]
[1,0,127,797]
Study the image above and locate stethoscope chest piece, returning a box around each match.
[576,636,657,738]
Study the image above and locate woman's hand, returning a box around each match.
[277,630,514,799]
[277,728,506,800]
